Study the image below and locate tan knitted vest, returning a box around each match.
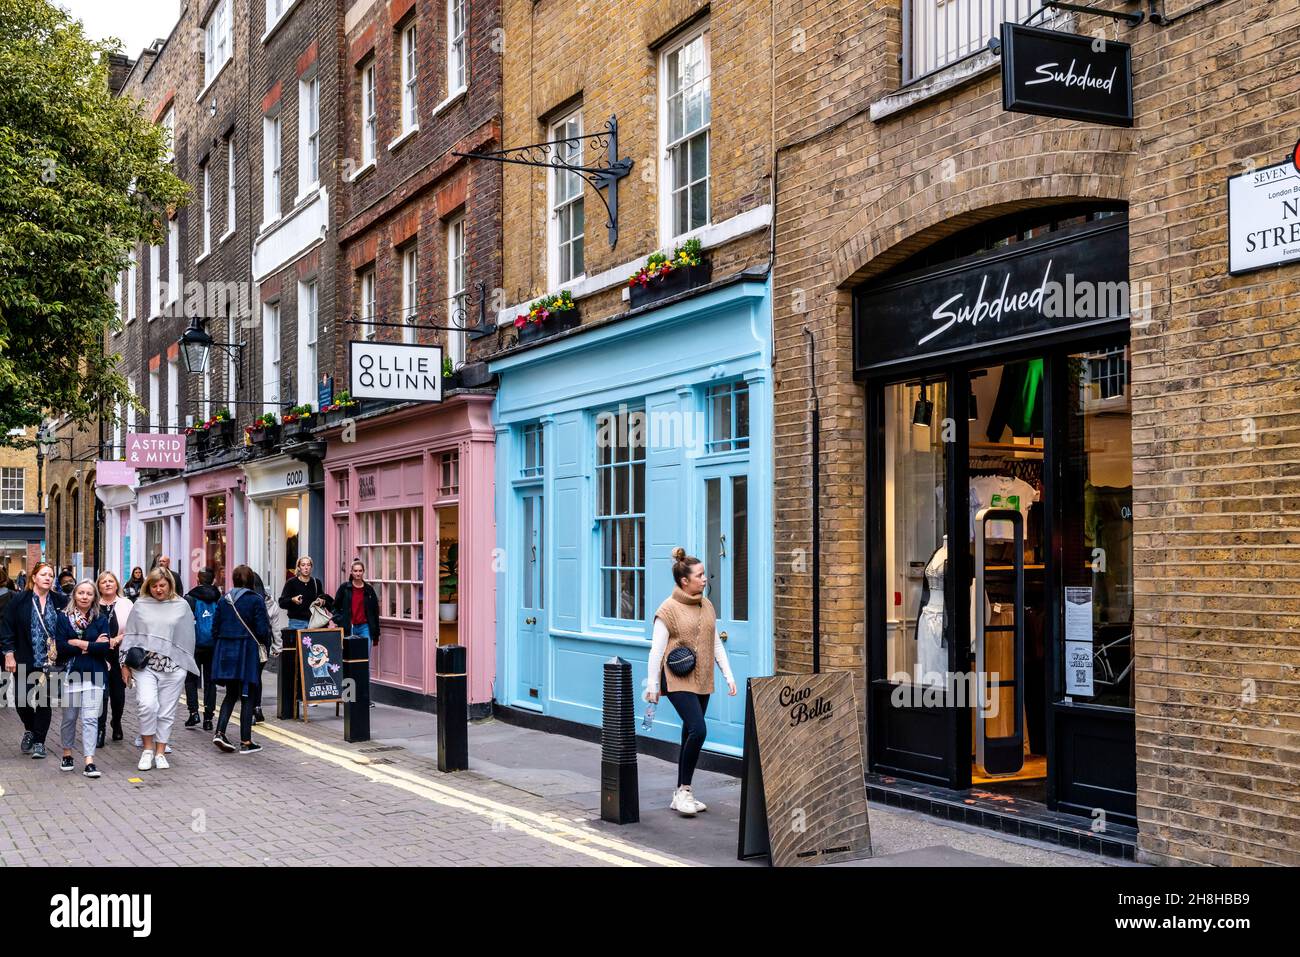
[654,587,717,694]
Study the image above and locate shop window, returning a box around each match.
[357,506,423,621]
[1,468,23,513]
[1084,348,1128,402]
[596,407,646,621]
[439,451,459,496]
[204,494,227,585]
[705,380,749,454]
[520,423,544,479]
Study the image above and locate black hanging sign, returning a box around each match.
[1001,23,1133,128]
[854,219,1129,372]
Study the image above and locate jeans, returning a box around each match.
[351,622,370,640]
[133,666,187,743]
[665,690,711,787]
[16,670,53,745]
[287,618,310,631]
[61,686,104,759]
[185,645,217,717]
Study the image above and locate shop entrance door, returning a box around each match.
[701,466,751,740]
[514,489,546,708]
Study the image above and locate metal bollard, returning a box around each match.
[600,656,639,824]
[436,644,468,771]
[277,628,299,721]
[342,634,371,743]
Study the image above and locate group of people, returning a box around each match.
[0,553,382,778]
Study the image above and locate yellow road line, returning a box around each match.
[251,718,687,868]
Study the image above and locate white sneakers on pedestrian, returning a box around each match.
[153,754,170,770]
[135,736,172,754]
[670,786,703,816]
[137,750,154,771]
[684,786,706,812]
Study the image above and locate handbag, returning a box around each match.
[666,645,696,677]
[307,603,333,630]
[227,594,269,665]
[123,646,148,670]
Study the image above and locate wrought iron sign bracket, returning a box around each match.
[453,116,633,249]
[990,0,1145,54]
[343,282,496,340]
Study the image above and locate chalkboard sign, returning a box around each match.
[737,672,872,867]
[296,627,345,706]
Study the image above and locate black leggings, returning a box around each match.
[98,651,126,733]
[16,672,52,745]
[665,689,710,787]
[216,682,254,744]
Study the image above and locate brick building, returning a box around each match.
[770,0,1299,865]
[485,0,775,752]
[0,430,47,582]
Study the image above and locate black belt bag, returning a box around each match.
[666,646,696,677]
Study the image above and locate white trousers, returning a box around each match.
[133,667,187,743]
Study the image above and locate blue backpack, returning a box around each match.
[194,598,218,648]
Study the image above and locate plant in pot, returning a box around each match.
[245,412,280,448]
[322,390,359,425]
[514,289,579,344]
[439,543,459,623]
[184,418,208,455]
[210,408,236,448]
[627,237,711,309]
[283,403,316,438]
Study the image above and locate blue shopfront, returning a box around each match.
[490,274,772,754]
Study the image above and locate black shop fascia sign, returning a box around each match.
[853,219,1130,373]
[1001,23,1134,127]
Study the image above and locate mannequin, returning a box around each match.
[914,536,948,685]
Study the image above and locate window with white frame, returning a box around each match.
[520,423,544,479]
[126,253,137,323]
[167,217,179,304]
[202,355,211,421]
[225,137,236,235]
[161,105,175,164]
[1,468,23,513]
[661,26,711,239]
[126,377,137,433]
[360,268,377,341]
[203,0,232,89]
[112,402,122,457]
[299,73,320,195]
[401,243,418,344]
[298,278,318,406]
[595,407,646,621]
[262,301,281,414]
[401,21,418,133]
[447,0,467,92]
[113,275,122,324]
[355,507,423,620]
[439,451,459,495]
[226,314,238,407]
[148,243,161,317]
[166,356,179,431]
[201,161,212,256]
[263,112,282,223]
[360,58,377,166]
[148,367,160,429]
[705,380,750,453]
[446,216,466,367]
[550,111,584,285]
[904,0,1043,82]
[266,0,294,33]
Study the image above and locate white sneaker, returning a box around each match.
[153,753,170,770]
[137,750,154,771]
[670,786,699,817]
[681,786,707,812]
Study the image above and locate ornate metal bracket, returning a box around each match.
[453,116,634,249]
[343,281,497,340]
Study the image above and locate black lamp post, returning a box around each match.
[179,317,242,385]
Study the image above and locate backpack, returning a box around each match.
[193,598,218,648]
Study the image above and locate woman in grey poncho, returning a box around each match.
[119,567,197,772]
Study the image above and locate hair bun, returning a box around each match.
[671,546,686,562]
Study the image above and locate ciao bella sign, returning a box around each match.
[1001,23,1134,128]
[855,218,1130,370]
[349,340,444,404]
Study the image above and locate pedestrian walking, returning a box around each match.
[15,569,26,591]
[94,571,131,745]
[151,556,183,595]
[279,556,332,631]
[0,570,16,618]
[54,581,110,777]
[645,547,736,817]
[0,562,68,759]
[183,568,221,732]
[119,567,198,771]
[122,567,144,601]
[210,565,269,755]
[56,570,76,598]
[332,560,380,644]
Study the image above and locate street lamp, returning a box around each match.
[179,317,243,384]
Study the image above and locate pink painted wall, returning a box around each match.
[322,396,496,704]
[186,466,244,592]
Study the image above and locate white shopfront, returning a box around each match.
[245,455,312,593]
[132,475,188,580]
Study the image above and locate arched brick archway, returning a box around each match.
[830,128,1134,288]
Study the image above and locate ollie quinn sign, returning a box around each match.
[1228,160,1300,275]
[1001,23,1133,128]
[349,341,443,404]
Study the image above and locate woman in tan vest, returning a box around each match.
[646,547,736,816]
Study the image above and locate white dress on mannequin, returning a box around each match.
[916,536,948,686]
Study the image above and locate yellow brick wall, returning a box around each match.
[0,429,40,513]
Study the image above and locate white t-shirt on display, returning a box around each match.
[969,475,1037,542]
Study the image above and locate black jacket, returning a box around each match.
[0,589,70,664]
[279,576,333,615]
[331,582,381,642]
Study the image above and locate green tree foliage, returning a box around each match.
[0,0,188,444]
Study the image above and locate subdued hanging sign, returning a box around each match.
[349,340,444,404]
[1001,23,1134,128]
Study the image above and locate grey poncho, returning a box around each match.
[119,595,198,675]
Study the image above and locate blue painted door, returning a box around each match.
[515,489,546,708]
[701,465,752,743]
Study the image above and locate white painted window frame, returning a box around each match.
[447,214,466,368]
[658,23,712,244]
[548,109,585,289]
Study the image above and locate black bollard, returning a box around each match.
[600,656,639,824]
[277,628,299,720]
[436,644,468,771]
[342,635,371,743]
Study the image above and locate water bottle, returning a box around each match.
[641,700,656,731]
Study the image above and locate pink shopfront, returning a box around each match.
[323,396,495,712]
[185,465,247,592]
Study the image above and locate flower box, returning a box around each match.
[212,418,237,448]
[628,260,712,310]
[185,430,208,456]
[249,423,282,449]
[283,412,317,440]
[517,308,580,344]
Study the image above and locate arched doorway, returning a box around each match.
[856,203,1137,826]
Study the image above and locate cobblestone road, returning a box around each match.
[0,689,686,868]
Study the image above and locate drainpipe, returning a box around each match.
[804,327,820,674]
